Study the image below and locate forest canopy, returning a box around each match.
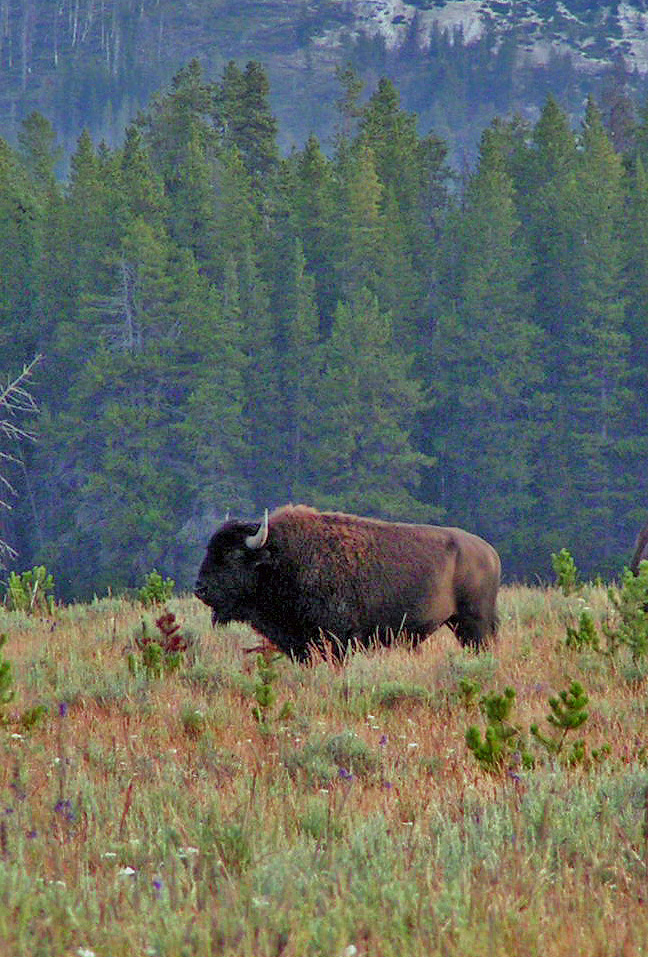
[1,60,648,598]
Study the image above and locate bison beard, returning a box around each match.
[194,505,501,662]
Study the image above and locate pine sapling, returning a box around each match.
[466,686,532,774]
[128,612,189,678]
[458,677,481,709]
[531,680,590,765]
[251,651,293,731]
[551,548,582,596]
[5,566,55,614]
[138,569,175,607]
[565,609,600,652]
[0,634,14,725]
[604,563,648,664]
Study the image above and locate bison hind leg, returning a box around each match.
[451,596,498,651]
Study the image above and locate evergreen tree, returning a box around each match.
[16,113,67,360]
[335,142,384,299]
[173,253,252,563]
[291,134,339,327]
[427,126,542,569]
[277,240,321,499]
[624,157,648,510]
[0,138,40,370]
[217,60,279,195]
[67,130,112,298]
[559,97,633,569]
[308,287,432,519]
[17,112,62,198]
[525,96,579,346]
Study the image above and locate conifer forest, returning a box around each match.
[2,59,648,598]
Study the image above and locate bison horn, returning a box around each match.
[245,509,269,550]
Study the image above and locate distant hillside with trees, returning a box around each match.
[1,0,647,165]
[2,60,648,596]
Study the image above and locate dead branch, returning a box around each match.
[0,356,42,567]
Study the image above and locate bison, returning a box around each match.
[194,505,500,662]
[630,520,648,575]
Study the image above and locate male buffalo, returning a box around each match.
[630,520,648,575]
[194,505,500,662]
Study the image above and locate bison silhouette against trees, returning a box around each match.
[194,505,501,662]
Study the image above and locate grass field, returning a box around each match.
[1,583,647,956]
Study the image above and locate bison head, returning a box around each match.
[194,510,269,625]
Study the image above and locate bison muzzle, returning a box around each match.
[194,505,501,662]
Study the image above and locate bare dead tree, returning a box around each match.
[0,356,42,568]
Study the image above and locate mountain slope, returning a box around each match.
[1,1,648,159]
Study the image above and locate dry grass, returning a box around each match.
[0,584,647,956]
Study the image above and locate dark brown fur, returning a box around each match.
[194,505,501,662]
[630,520,648,575]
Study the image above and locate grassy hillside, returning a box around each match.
[1,585,647,955]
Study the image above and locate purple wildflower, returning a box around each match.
[58,702,68,718]
[338,767,353,781]
[153,878,163,898]
[54,799,76,822]
[378,734,388,747]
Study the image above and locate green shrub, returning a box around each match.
[181,705,206,740]
[284,730,379,786]
[370,680,432,710]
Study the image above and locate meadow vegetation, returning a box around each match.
[0,582,648,955]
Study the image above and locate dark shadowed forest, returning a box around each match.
[2,60,648,597]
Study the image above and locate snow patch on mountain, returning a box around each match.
[341,0,648,76]
[618,1,648,73]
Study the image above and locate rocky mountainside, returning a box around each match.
[2,1,648,159]
[347,1,648,74]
